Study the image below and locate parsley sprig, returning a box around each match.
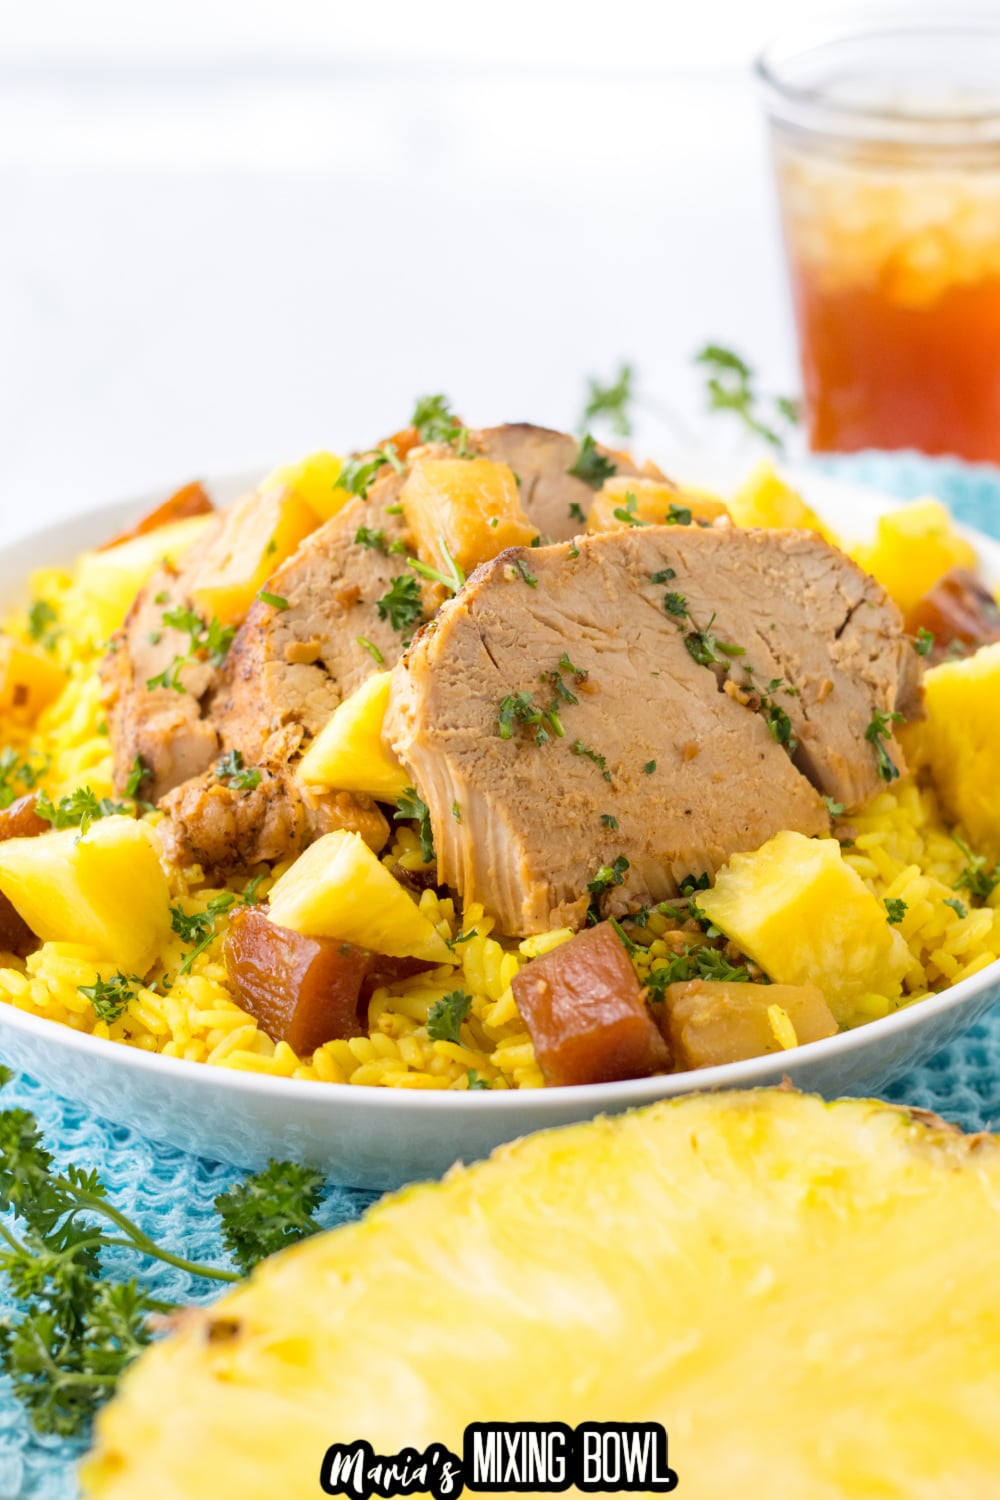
[695,345,800,453]
[376,575,425,633]
[214,749,262,792]
[395,788,435,864]
[36,787,129,836]
[581,363,635,438]
[0,1069,326,1436]
[411,395,464,446]
[865,708,904,782]
[568,434,617,489]
[145,607,235,692]
[952,835,1000,902]
[426,990,472,1044]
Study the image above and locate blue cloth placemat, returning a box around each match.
[3,448,1000,1499]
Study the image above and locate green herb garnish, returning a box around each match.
[35,788,128,836]
[580,363,634,437]
[695,344,799,453]
[885,898,908,926]
[865,708,904,782]
[214,749,262,791]
[568,434,616,489]
[257,591,289,611]
[426,990,472,1044]
[395,787,435,864]
[376,575,424,632]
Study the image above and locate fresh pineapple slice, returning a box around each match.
[586,475,728,533]
[0,816,170,975]
[297,672,409,800]
[0,639,67,721]
[854,497,977,617]
[83,1091,1000,1500]
[190,484,319,626]
[910,641,1000,857]
[401,457,537,577]
[728,460,833,540]
[267,829,451,963]
[71,514,215,640]
[698,830,912,1022]
[259,451,349,524]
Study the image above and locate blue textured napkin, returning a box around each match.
[3,449,1000,1500]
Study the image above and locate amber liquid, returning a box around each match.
[776,139,1000,461]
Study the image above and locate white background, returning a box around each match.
[0,0,893,536]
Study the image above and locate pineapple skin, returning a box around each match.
[83,1090,1000,1499]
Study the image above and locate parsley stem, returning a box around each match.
[60,1185,240,1282]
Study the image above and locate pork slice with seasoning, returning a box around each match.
[470,424,647,542]
[207,476,423,764]
[385,528,840,936]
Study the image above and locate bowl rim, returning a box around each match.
[2,458,998,1118]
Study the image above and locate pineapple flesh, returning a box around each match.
[266,829,451,963]
[260,451,349,523]
[296,671,410,801]
[71,514,215,640]
[587,476,728,533]
[854,497,978,617]
[191,484,319,626]
[0,639,67,722]
[0,817,171,975]
[909,641,1000,858]
[727,460,832,540]
[401,457,538,577]
[82,1090,1000,1499]
[698,830,912,1023]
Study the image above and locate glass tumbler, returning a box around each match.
[757,13,1000,461]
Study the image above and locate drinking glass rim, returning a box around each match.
[755,10,1000,145]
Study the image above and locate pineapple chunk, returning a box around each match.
[260,451,349,524]
[297,672,409,800]
[855,498,977,616]
[662,979,838,1069]
[911,641,1000,856]
[400,458,537,577]
[0,816,170,975]
[83,1092,1000,1500]
[0,639,67,721]
[698,830,912,1022]
[728,460,833,539]
[191,484,319,626]
[587,475,728,533]
[72,514,214,640]
[267,829,451,963]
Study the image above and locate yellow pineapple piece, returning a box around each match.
[191,484,319,626]
[83,1091,1000,1500]
[0,816,170,975]
[698,830,912,1023]
[267,829,451,962]
[587,475,728,533]
[854,497,977,616]
[0,639,67,721]
[297,672,409,800]
[260,451,349,524]
[401,457,537,577]
[911,641,1000,857]
[71,514,214,640]
[662,978,837,1069]
[728,460,833,539]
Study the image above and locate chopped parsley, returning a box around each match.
[764,702,797,752]
[884,898,907,925]
[395,787,435,864]
[77,972,140,1024]
[170,893,239,975]
[451,801,462,822]
[952,836,1000,901]
[426,989,472,1043]
[665,503,693,527]
[355,526,388,552]
[663,592,688,618]
[0,748,48,810]
[572,739,612,782]
[568,500,586,524]
[643,759,656,774]
[145,607,235,692]
[512,559,538,587]
[864,708,904,782]
[27,600,61,652]
[650,567,677,584]
[580,363,634,437]
[214,749,261,791]
[823,795,845,817]
[601,813,619,829]
[944,897,968,920]
[914,627,935,657]
[357,636,384,664]
[257,591,289,611]
[36,787,128,836]
[465,1069,490,1090]
[124,756,149,799]
[498,691,558,745]
[411,394,463,445]
[684,613,744,668]
[336,447,401,498]
[568,434,616,489]
[612,491,649,528]
[646,944,754,994]
[408,538,466,595]
[587,854,630,897]
[376,575,424,632]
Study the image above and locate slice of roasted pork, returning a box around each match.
[385,525,922,936]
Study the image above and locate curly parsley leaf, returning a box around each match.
[376,575,424,632]
[426,989,472,1044]
[568,434,617,489]
[580,363,634,438]
[214,1160,324,1277]
[35,787,128,837]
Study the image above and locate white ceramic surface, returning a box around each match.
[0,462,997,1190]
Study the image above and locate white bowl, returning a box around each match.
[0,461,997,1190]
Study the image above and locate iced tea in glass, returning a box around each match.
[757,15,1000,461]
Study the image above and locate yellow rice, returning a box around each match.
[0,550,997,1089]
